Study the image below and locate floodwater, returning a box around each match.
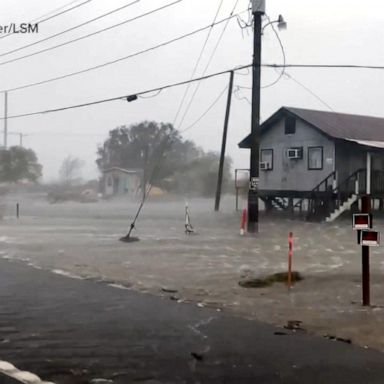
[1,192,384,351]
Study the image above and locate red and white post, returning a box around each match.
[240,209,247,236]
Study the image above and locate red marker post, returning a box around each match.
[240,209,247,236]
[288,232,293,289]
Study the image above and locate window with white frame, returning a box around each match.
[260,149,273,170]
[308,146,323,170]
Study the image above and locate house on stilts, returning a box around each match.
[238,107,384,221]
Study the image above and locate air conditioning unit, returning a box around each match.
[287,148,302,159]
[260,161,270,170]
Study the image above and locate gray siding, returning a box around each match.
[335,143,384,193]
[335,143,365,185]
[260,118,335,191]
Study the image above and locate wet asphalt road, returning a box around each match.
[0,375,19,384]
[0,259,383,383]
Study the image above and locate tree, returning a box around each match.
[59,156,84,185]
[0,146,42,183]
[96,121,196,189]
[96,121,233,196]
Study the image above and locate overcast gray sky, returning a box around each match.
[1,0,384,181]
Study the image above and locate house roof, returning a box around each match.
[102,167,142,174]
[239,107,384,148]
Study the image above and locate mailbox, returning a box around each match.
[359,230,380,247]
[352,213,371,230]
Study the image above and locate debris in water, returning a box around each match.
[191,352,204,361]
[284,320,304,331]
[239,271,303,288]
[119,235,140,243]
[161,287,178,293]
[323,334,352,344]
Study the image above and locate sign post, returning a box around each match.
[353,200,380,306]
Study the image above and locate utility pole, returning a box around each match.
[362,152,372,306]
[3,91,8,149]
[247,0,265,233]
[215,70,234,211]
[361,195,371,306]
[19,133,23,147]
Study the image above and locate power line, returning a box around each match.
[28,0,92,25]
[261,14,286,89]
[1,63,252,120]
[19,131,105,137]
[0,0,94,40]
[172,0,224,126]
[3,58,382,119]
[138,89,162,99]
[177,0,241,130]
[233,85,251,104]
[28,0,86,23]
[263,63,384,70]
[180,85,228,133]
[284,72,335,112]
[2,12,244,93]
[0,0,143,62]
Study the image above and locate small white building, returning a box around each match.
[102,167,142,197]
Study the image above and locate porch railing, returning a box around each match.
[293,170,336,212]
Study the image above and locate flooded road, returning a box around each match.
[1,192,384,351]
[0,258,384,384]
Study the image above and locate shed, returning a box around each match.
[102,167,143,197]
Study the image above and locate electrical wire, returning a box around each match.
[120,132,173,240]
[0,63,252,120]
[28,0,85,23]
[264,64,384,70]
[138,89,162,99]
[233,85,251,104]
[180,85,228,133]
[234,65,250,76]
[177,0,240,131]
[284,72,335,112]
[1,11,246,93]
[235,5,252,38]
[261,14,286,89]
[0,0,145,62]
[18,131,106,137]
[0,0,94,40]
[172,0,224,126]
[122,86,231,239]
